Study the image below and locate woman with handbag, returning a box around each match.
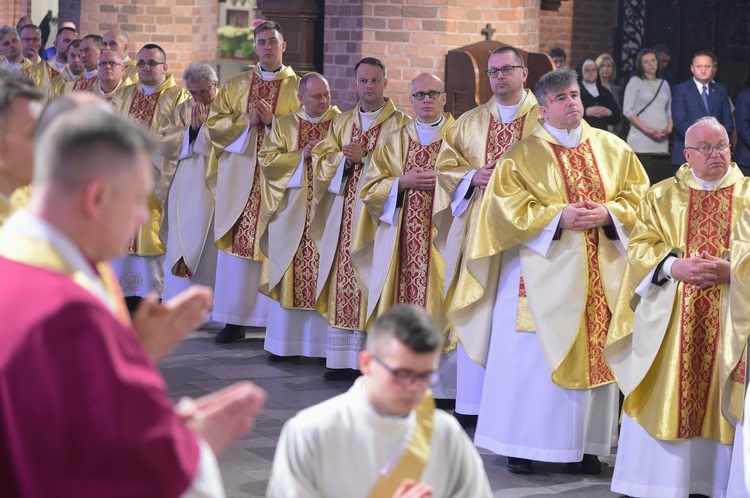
[623,48,673,153]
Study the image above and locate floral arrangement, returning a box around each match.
[218,18,264,59]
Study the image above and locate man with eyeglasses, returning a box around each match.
[671,51,733,170]
[437,46,539,428]
[102,29,138,83]
[457,68,648,475]
[206,20,301,344]
[256,72,340,364]
[63,34,102,93]
[28,27,78,89]
[310,57,408,379]
[158,62,220,315]
[111,43,190,310]
[605,116,750,495]
[268,305,491,497]
[352,73,454,360]
[92,51,132,101]
[18,24,41,65]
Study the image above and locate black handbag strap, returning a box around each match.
[636,78,665,117]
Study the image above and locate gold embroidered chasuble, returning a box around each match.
[353,115,455,336]
[44,69,78,102]
[27,58,63,89]
[157,98,217,278]
[206,65,301,262]
[257,106,341,309]
[435,92,539,315]
[111,75,191,256]
[310,99,409,330]
[122,59,139,83]
[4,57,36,79]
[65,74,99,93]
[729,205,750,424]
[450,122,649,382]
[605,164,750,443]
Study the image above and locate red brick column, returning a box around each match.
[0,0,30,28]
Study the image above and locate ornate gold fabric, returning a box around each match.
[311,99,408,330]
[43,69,76,102]
[27,58,62,88]
[70,75,98,92]
[606,164,750,443]
[111,75,191,257]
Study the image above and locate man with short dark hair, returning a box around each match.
[0,106,266,496]
[549,47,567,68]
[653,44,676,89]
[206,21,301,343]
[18,24,41,64]
[311,57,408,377]
[44,38,83,101]
[458,68,648,475]
[111,43,190,308]
[268,305,491,497]
[63,34,102,93]
[28,26,78,88]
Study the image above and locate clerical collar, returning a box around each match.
[260,65,284,82]
[261,65,282,74]
[360,102,385,114]
[53,57,67,71]
[691,167,731,191]
[122,55,131,63]
[495,94,524,124]
[3,57,24,70]
[84,68,98,80]
[415,115,444,128]
[141,77,165,96]
[542,121,583,149]
[360,378,410,420]
[303,107,326,124]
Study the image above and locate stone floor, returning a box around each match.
[160,328,621,497]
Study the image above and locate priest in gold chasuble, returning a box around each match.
[460,69,649,475]
[257,73,340,359]
[62,35,102,95]
[206,21,301,343]
[606,117,750,497]
[354,73,454,344]
[310,57,408,375]
[110,44,190,303]
[436,47,539,421]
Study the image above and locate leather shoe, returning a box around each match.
[214,324,245,343]
[323,368,361,381]
[506,457,533,474]
[453,412,478,428]
[566,454,601,475]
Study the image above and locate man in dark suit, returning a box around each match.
[671,51,733,168]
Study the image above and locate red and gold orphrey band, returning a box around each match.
[329,124,382,329]
[396,138,441,308]
[554,140,615,388]
[677,187,733,438]
[128,91,162,128]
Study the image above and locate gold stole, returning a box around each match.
[281,118,331,309]
[221,73,283,260]
[677,187,732,438]
[396,138,441,308]
[72,75,98,92]
[329,123,382,330]
[0,230,131,326]
[367,391,435,498]
[550,140,614,388]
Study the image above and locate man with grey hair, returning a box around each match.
[606,115,750,496]
[0,106,266,496]
[457,68,648,475]
[158,61,220,307]
[268,305,491,497]
[0,26,33,74]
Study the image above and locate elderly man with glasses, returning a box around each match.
[268,305,491,498]
[605,115,750,496]
[436,46,540,428]
[92,50,132,101]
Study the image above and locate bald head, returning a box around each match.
[409,73,446,123]
[102,29,129,58]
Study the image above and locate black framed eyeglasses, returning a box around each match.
[97,61,122,68]
[371,355,441,387]
[486,65,524,78]
[411,91,444,101]
[136,60,166,68]
[188,88,214,97]
[685,142,731,156]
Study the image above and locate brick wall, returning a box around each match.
[324,0,541,112]
[0,0,30,28]
[76,0,219,84]
[540,0,618,72]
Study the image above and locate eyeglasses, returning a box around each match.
[371,355,441,387]
[188,86,215,97]
[21,37,41,43]
[98,61,122,68]
[136,60,166,68]
[486,65,524,78]
[685,142,731,155]
[411,91,444,101]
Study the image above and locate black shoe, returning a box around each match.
[566,454,602,475]
[214,324,245,343]
[323,368,361,381]
[453,412,478,428]
[506,457,534,474]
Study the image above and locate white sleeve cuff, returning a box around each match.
[450,170,476,217]
[635,255,676,299]
[328,156,347,195]
[606,208,629,256]
[522,211,563,258]
[224,124,251,154]
[287,156,305,189]
[179,126,194,160]
[379,179,400,225]
[178,438,226,498]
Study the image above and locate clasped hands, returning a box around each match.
[190,102,209,131]
[343,141,366,167]
[249,98,274,127]
[559,200,612,231]
[670,251,729,289]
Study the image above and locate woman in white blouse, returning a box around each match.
[623,48,673,153]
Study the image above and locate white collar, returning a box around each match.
[542,121,583,148]
[141,77,165,95]
[494,94,524,124]
[582,81,599,97]
[690,167,731,191]
[303,107,326,124]
[84,68,98,79]
[260,64,284,82]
